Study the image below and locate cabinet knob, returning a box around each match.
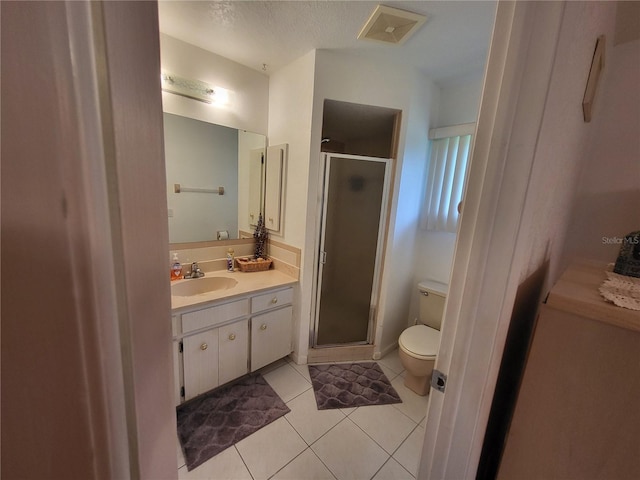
[260,324,267,330]
[228,333,236,341]
[200,342,208,351]
[269,217,273,222]
[271,297,278,304]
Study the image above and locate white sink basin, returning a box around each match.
[171,276,238,297]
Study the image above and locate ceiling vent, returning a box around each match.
[357,5,427,45]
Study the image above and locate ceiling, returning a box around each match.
[158,1,497,84]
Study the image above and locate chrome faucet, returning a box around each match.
[184,261,205,279]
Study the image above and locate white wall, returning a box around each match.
[377,75,440,354]
[159,34,269,135]
[516,0,619,285]
[408,71,484,326]
[267,51,317,247]
[306,50,440,358]
[562,36,640,264]
[267,51,317,361]
[265,48,442,360]
[438,70,485,126]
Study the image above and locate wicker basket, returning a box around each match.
[236,257,272,272]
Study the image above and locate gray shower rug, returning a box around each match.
[308,362,402,410]
[176,373,290,471]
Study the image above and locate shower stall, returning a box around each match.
[312,153,391,346]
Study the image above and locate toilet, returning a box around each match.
[398,279,448,395]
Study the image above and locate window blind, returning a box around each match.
[424,123,475,233]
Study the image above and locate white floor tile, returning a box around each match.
[349,405,417,454]
[378,350,404,375]
[339,406,357,416]
[259,357,289,374]
[177,446,252,480]
[263,362,312,403]
[393,425,425,477]
[236,417,307,480]
[312,418,389,480]
[174,349,430,479]
[287,359,312,383]
[378,362,402,382]
[390,377,430,424]
[285,389,345,444]
[272,448,337,480]
[372,457,415,480]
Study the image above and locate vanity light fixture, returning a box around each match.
[161,71,230,106]
[358,4,427,45]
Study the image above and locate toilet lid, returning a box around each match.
[399,325,440,358]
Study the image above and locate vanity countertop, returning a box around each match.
[170,269,297,313]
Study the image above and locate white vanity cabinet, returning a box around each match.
[176,298,249,402]
[173,285,293,404]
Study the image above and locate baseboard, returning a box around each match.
[289,351,307,365]
[307,345,375,364]
[379,341,399,360]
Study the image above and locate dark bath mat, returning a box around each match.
[308,362,402,410]
[176,373,290,471]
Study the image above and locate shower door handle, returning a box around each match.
[320,251,327,264]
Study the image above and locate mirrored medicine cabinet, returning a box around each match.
[163,112,285,245]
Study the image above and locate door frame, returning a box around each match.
[312,153,392,347]
[419,1,567,478]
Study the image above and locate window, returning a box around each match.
[424,123,475,233]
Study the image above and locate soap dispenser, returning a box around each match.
[170,253,182,280]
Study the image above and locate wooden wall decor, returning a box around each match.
[582,35,606,122]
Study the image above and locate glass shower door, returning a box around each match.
[314,154,390,346]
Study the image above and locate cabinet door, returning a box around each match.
[248,148,264,226]
[265,144,285,232]
[183,329,219,400]
[218,319,249,385]
[251,306,293,371]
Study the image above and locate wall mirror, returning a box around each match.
[163,112,266,243]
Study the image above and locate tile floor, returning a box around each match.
[177,349,430,480]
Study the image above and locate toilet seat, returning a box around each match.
[399,325,440,359]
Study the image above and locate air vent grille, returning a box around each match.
[358,5,427,45]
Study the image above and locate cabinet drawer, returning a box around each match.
[251,287,293,314]
[182,298,249,333]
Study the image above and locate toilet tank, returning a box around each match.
[418,280,448,330]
